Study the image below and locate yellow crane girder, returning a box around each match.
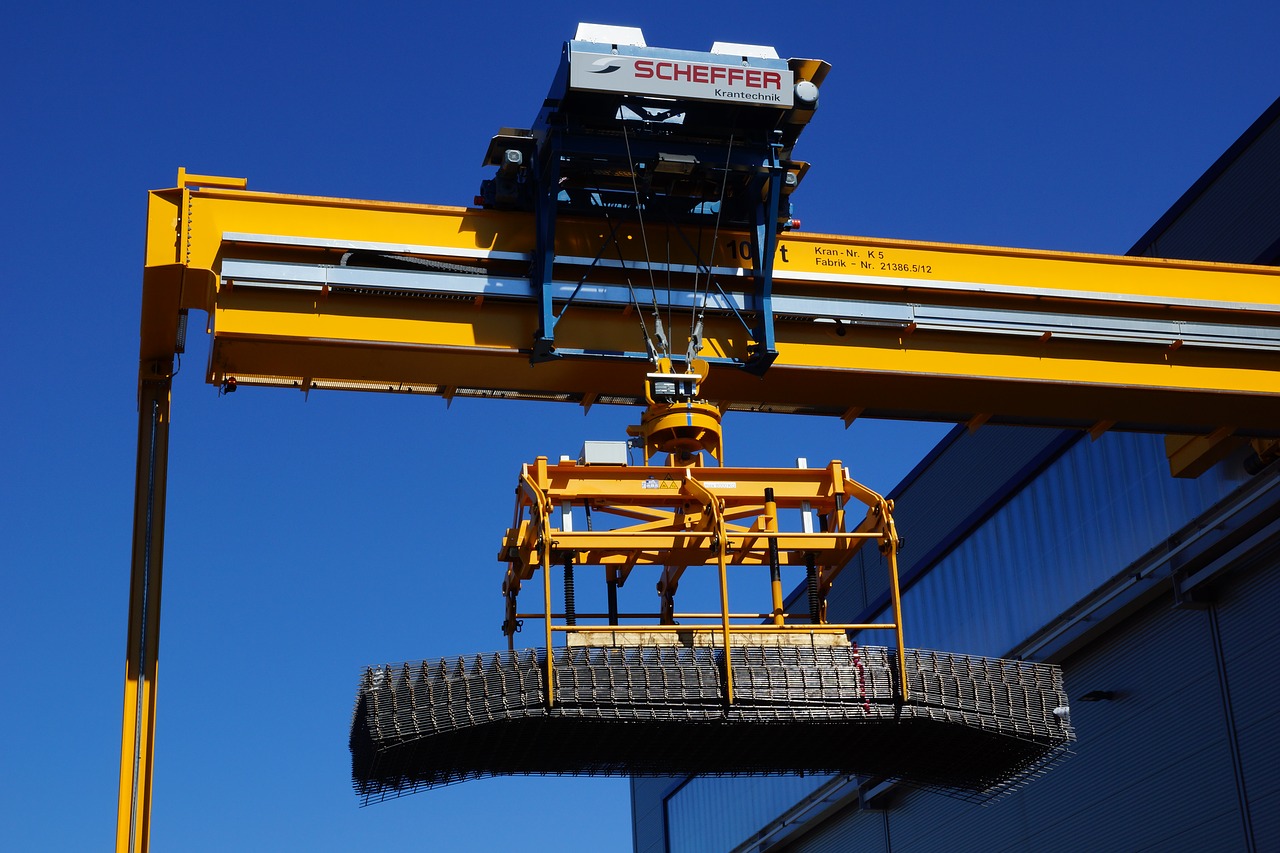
[143,173,1280,439]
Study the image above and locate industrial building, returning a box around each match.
[631,97,1280,853]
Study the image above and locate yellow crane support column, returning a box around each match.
[118,170,247,853]
[116,370,171,853]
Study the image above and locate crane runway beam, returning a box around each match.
[349,645,1073,803]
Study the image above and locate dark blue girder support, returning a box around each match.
[744,131,786,376]
[527,129,789,372]
[530,125,562,364]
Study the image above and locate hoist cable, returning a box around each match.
[664,218,757,338]
[697,134,735,337]
[600,206,660,360]
[621,122,668,359]
[555,213,628,320]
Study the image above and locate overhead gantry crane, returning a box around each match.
[121,22,1280,852]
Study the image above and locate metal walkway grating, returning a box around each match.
[350,645,1073,804]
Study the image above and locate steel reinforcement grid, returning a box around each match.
[350,645,1073,804]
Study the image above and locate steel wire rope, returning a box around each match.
[690,134,736,361]
[665,224,757,339]
[621,121,669,360]
[652,205,712,359]
[665,218,673,358]
[599,206,661,360]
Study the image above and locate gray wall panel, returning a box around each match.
[1143,112,1280,264]
[817,596,1248,853]
[786,804,886,853]
[632,776,675,853]
[828,426,1064,625]
[1213,554,1280,852]
[1248,789,1280,853]
[667,775,829,852]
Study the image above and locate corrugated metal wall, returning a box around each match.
[788,804,887,853]
[665,776,830,852]
[1141,104,1280,263]
[886,430,1247,656]
[1214,544,1280,851]
[784,564,1280,851]
[632,776,674,853]
[826,426,1066,623]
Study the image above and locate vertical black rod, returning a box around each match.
[563,555,576,626]
[765,488,784,626]
[765,488,781,586]
[589,503,619,625]
[805,554,820,623]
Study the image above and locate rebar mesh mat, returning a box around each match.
[350,645,1072,804]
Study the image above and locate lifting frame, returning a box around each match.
[500,456,906,707]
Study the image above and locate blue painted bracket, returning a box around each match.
[744,131,786,376]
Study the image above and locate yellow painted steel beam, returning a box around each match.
[117,375,171,853]
[140,178,1280,437]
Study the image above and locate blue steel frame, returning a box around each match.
[525,44,791,375]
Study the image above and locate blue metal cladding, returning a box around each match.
[879,431,1249,657]
[665,774,828,852]
[1139,102,1280,264]
[662,432,1249,848]
[822,425,1072,630]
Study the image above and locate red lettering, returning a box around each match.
[710,66,726,84]
[633,59,653,79]
[762,71,782,90]
[727,68,744,86]
[673,63,692,82]
[745,69,762,88]
[693,65,709,83]
[656,61,672,80]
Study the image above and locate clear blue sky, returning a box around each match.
[2,2,1276,851]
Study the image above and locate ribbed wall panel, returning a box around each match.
[823,548,872,620]
[1144,112,1280,263]
[1213,553,1280,851]
[658,429,1252,850]
[631,777,674,853]
[787,804,886,853]
[1249,789,1280,853]
[838,597,1246,853]
[876,431,1247,656]
[828,427,1064,623]
[667,775,828,852]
